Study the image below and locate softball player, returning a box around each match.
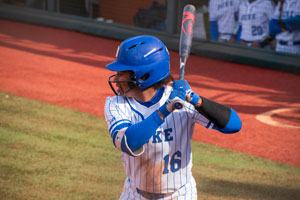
[104,35,242,199]
[237,0,275,47]
[269,0,300,54]
[209,0,240,41]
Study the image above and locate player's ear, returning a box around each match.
[127,75,139,89]
[128,81,138,89]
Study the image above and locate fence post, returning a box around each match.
[165,0,178,34]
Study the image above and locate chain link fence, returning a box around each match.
[1,0,299,56]
[1,0,209,38]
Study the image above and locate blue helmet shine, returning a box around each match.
[106,35,170,89]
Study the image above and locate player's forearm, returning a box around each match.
[269,19,284,36]
[173,80,241,133]
[236,25,242,42]
[283,15,300,31]
[125,111,164,152]
[195,97,242,133]
[209,21,219,41]
[124,87,185,153]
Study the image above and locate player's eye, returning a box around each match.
[113,74,119,81]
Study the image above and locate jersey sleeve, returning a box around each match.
[297,2,300,15]
[104,96,132,136]
[238,2,243,23]
[234,0,240,12]
[209,0,218,21]
[266,1,276,20]
[105,96,165,157]
[272,2,281,19]
[105,96,145,156]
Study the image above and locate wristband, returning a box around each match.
[190,92,200,106]
[158,104,171,118]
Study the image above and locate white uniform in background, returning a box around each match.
[273,0,300,54]
[238,0,275,44]
[209,0,240,40]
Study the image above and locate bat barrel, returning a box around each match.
[179,4,195,82]
[179,4,195,57]
[176,4,196,110]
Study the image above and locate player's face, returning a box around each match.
[108,71,139,97]
[114,71,131,95]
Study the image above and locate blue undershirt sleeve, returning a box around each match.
[283,15,300,31]
[210,21,219,41]
[212,108,242,134]
[269,19,283,37]
[125,111,164,152]
[236,25,242,42]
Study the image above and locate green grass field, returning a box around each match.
[0,91,299,200]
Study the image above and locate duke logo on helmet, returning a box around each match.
[106,35,170,89]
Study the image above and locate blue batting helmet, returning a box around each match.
[106,35,170,89]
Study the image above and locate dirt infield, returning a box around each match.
[0,20,299,167]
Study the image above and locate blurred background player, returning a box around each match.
[269,0,300,54]
[237,0,275,48]
[104,35,242,199]
[209,0,240,42]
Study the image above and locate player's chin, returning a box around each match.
[121,90,136,98]
[117,87,129,97]
[117,88,123,96]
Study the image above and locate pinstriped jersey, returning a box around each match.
[239,0,275,41]
[273,0,300,42]
[209,0,240,35]
[104,86,213,194]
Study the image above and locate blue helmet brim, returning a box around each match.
[106,60,133,72]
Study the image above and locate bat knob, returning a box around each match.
[174,101,183,109]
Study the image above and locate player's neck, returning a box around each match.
[133,87,157,102]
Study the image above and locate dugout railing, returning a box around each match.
[0,0,299,74]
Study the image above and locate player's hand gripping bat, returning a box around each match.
[174,4,196,109]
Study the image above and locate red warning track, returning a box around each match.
[0,20,299,167]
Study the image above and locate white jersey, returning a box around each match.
[239,0,275,42]
[104,86,213,198]
[273,0,300,54]
[209,0,240,39]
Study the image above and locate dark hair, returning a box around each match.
[152,74,174,90]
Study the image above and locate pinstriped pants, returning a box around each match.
[119,176,197,200]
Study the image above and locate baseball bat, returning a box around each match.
[174,4,196,109]
[179,4,195,80]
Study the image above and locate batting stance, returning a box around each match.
[104,35,242,199]
[269,0,300,54]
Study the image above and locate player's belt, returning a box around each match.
[278,40,300,46]
[136,188,173,199]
